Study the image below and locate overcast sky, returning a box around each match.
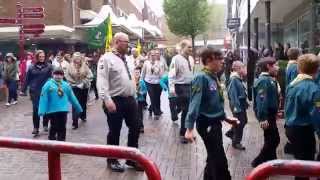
[132,0,226,17]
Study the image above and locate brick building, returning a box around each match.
[0,0,163,54]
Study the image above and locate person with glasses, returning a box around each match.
[22,50,53,136]
[185,48,238,180]
[97,32,143,172]
[168,39,195,144]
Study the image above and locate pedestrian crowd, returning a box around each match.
[1,32,320,180]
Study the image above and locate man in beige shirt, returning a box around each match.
[168,40,195,144]
[97,32,143,172]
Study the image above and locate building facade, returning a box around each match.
[0,0,163,54]
[231,0,320,53]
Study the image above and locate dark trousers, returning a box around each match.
[169,97,178,121]
[227,111,247,145]
[252,115,280,166]
[91,79,99,99]
[146,82,162,115]
[175,84,191,136]
[197,116,231,180]
[103,96,140,162]
[72,87,88,127]
[31,91,49,129]
[137,101,144,128]
[6,80,17,103]
[47,112,67,141]
[286,125,315,180]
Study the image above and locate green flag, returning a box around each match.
[86,16,109,49]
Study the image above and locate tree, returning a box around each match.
[163,0,210,51]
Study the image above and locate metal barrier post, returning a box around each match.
[48,151,62,180]
[247,160,320,180]
[0,137,161,180]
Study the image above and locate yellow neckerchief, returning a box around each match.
[260,72,270,76]
[230,71,241,79]
[290,74,313,86]
[287,60,297,70]
[52,79,64,97]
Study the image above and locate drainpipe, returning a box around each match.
[265,0,271,49]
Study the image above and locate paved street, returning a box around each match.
[0,92,297,180]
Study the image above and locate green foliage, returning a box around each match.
[163,0,210,39]
[207,4,225,32]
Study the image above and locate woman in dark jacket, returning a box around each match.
[3,53,18,106]
[23,50,53,136]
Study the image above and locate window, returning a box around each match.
[298,12,311,52]
[284,21,298,48]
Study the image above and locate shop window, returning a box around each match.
[284,21,298,48]
[298,12,311,52]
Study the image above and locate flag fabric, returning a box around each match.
[137,39,142,55]
[86,19,107,49]
[105,15,113,52]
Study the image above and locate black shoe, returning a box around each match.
[140,127,144,133]
[32,128,39,135]
[149,111,152,117]
[108,161,125,172]
[284,142,293,154]
[81,118,87,122]
[126,160,144,171]
[251,159,261,168]
[154,116,160,120]
[180,136,188,144]
[72,125,78,130]
[232,143,246,151]
[225,130,233,140]
[43,127,49,132]
[172,117,178,122]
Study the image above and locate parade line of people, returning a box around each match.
[2,32,320,179]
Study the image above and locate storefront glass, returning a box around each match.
[298,12,312,52]
[284,21,298,48]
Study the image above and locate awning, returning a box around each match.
[80,9,98,20]
[0,25,75,40]
[78,5,141,39]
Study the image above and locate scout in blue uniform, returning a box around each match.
[286,48,300,87]
[252,57,280,168]
[226,61,248,150]
[185,48,238,180]
[134,67,148,133]
[39,67,83,141]
[285,54,320,180]
[284,48,301,155]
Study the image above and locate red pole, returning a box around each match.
[0,137,161,180]
[247,160,320,180]
[48,151,62,180]
[16,2,24,61]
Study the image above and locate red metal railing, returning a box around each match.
[247,159,320,180]
[0,137,161,180]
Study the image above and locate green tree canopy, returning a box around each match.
[163,0,210,48]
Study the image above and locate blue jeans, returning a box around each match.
[6,80,17,103]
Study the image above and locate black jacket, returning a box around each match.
[23,62,53,94]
